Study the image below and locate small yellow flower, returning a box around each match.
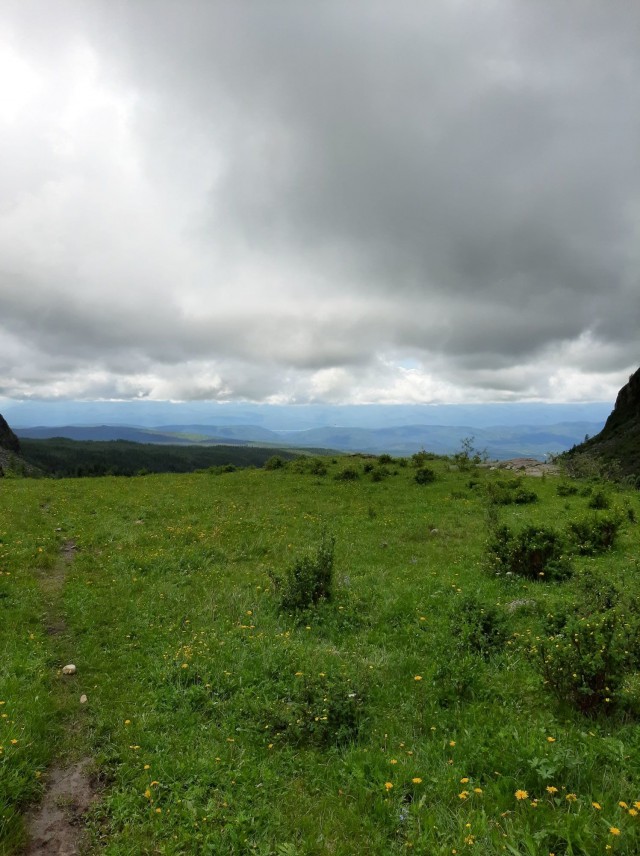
[619,801,628,809]
[181,663,189,669]
[412,777,422,784]
[546,786,558,794]
[546,736,556,743]
[460,777,469,784]
[144,764,150,770]
[474,787,483,794]
[144,789,151,799]
[592,802,602,810]
[609,827,621,836]
[449,740,456,747]
[385,782,393,791]
[414,675,422,681]
[628,808,638,817]
[515,790,529,801]
[458,791,469,800]
[566,793,577,802]
[10,739,18,745]
[124,719,131,725]
[390,759,398,764]
[635,801,640,810]
[155,807,162,814]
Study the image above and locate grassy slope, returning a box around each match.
[1,461,640,854]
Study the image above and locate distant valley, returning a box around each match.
[16,419,605,460]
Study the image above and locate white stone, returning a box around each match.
[80,694,88,704]
[62,664,77,675]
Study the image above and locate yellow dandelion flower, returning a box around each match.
[460,777,469,784]
[619,801,628,809]
[412,777,422,784]
[414,675,423,681]
[390,759,398,764]
[566,793,577,802]
[546,786,558,794]
[592,802,602,810]
[474,788,483,794]
[628,808,638,817]
[144,789,152,799]
[458,791,469,800]
[609,827,621,836]
[449,740,456,747]
[635,802,640,810]
[515,790,528,801]
[155,807,162,814]
[546,736,556,743]
[385,782,393,791]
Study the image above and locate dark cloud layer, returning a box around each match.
[0,1,638,403]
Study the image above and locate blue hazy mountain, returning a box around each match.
[5,399,612,430]
[15,418,605,460]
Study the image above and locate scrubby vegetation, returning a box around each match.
[1,455,640,854]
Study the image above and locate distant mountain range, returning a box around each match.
[16,420,605,460]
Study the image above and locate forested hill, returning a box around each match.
[19,438,298,478]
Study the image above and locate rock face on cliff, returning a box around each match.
[0,413,20,454]
[566,368,640,480]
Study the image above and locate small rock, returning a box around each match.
[62,664,77,675]
[80,694,88,704]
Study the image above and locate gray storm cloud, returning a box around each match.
[0,0,638,403]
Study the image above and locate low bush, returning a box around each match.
[269,671,366,747]
[566,512,622,555]
[414,467,436,485]
[453,593,509,657]
[485,478,538,506]
[539,582,640,715]
[264,455,285,470]
[275,535,336,612]
[556,481,579,497]
[588,489,611,510]
[334,466,360,481]
[488,524,570,580]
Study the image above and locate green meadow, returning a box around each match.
[1,455,640,854]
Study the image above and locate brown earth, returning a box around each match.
[23,542,98,855]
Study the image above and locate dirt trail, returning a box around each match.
[24,542,98,855]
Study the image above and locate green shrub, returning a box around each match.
[269,672,366,747]
[363,462,374,473]
[453,594,509,657]
[308,458,328,476]
[411,449,436,467]
[334,466,359,481]
[588,489,611,510]
[378,454,393,465]
[488,524,570,580]
[414,467,436,485]
[566,512,622,554]
[485,478,538,506]
[539,589,639,715]
[264,455,285,470]
[556,481,579,497]
[371,466,390,482]
[275,535,335,612]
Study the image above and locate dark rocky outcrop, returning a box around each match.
[564,368,640,480]
[0,413,20,454]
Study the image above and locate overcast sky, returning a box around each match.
[1,0,638,406]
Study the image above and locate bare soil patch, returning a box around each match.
[23,541,99,855]
[24,760,97,855]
